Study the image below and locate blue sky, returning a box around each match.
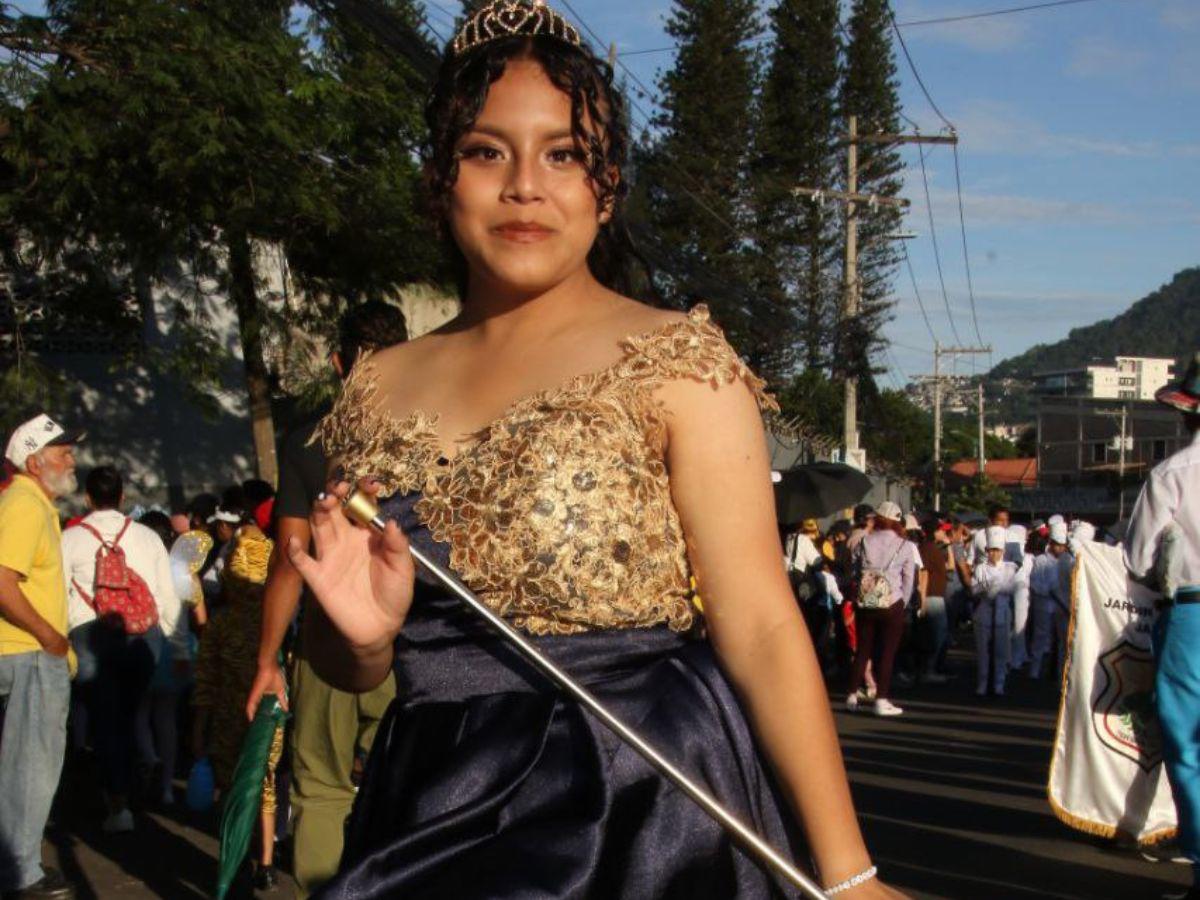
[422,0,1200,386]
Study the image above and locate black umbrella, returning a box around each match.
[774,462,874,524]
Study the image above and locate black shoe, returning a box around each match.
[252,865,277,892]
[8,868,75,899]
[1162,888,1200,900]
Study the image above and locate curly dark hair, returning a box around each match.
[424,34,647,299]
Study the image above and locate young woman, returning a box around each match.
[845,503,915,718]
[291,3,904,896]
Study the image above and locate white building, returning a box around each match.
[1034,356,1175,401]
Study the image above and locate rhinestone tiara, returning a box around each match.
[450,0,583,58]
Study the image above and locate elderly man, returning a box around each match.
[0,414,84,900]
[1125,352,1200,900]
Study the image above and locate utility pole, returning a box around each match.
[978,382,986,484]
[1098,405,1131,520]
[933,340,942,510]
[843,115,859,464]
[915,343,991,512]
[793,121,957,472]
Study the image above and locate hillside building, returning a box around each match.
[1033,356,1174,401]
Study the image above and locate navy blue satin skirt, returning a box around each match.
[315,492,807,899]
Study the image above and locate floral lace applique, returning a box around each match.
[316,304,775,635]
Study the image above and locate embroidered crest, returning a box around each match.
[1092,640,1162,772]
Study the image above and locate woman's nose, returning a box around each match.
[502,153,543,204]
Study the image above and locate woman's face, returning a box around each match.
[448,59,608,296]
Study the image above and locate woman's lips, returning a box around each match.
[493,223,554,242]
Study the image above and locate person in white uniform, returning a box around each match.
[1006,524,1030,671]
[1026,521,1070,679]
[957,525,1032,696]
[1124,351,1200,900]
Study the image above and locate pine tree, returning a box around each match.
[638,0,762,356]
[839,0,902,384]
[750,0,841,378]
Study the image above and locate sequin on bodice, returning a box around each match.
[314,305,777,636]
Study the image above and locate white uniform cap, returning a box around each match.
[1048,514,1065,527]
[1049,522,1068,544]
[986,526,1008,550]
[1072,521,1096,544]
[1007,524,1027,545]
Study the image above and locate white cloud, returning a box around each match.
[906,183,1200,229]
[1159,0,1200,29]
[1067,35,1149,79]
[949,100,1200,158]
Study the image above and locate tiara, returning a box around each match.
[450,0,583,57]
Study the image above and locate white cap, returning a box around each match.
[5,414,85,470]
[1007,524,1027,545]
[1049,522,1069,544]
[877,500,903,521]
[1048,514,1065,527]
[986,526,1007,550]
[904,514,921,531]
[1072,521,1096,544]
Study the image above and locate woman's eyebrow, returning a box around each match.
[464,124,576,142]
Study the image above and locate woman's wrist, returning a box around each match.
[817,849,875,892]
[824,863,878,895]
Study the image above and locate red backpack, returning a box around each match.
[72,519,160,635]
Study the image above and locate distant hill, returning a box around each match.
[990,267,1200,381]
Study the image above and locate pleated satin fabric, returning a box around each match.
[315,492,808,899]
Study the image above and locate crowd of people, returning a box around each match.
[783,500,1104,717]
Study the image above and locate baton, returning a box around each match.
[341,488,830,900]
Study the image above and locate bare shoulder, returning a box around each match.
[603,298,688,339]
[349,320,463,409]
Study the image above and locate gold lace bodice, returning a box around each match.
[315,305,777,636]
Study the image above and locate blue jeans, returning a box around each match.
[1153,599,1200,882]
[922,595,948,673]
[71,621,163,798]
[0,650,70,891]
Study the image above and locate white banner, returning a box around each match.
[1048,542,1176,843]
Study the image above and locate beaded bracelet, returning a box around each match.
[825,864,878,896]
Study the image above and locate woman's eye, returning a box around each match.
[459,145,503,162]
[548,147,585,165]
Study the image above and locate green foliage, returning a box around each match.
[838,0,901,383]
[750,0,841,376]
[637,0,763,353]
[777,367,844,440]
[950,475,1010,515]
[858,380,933,474]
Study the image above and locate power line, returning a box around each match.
[916,143,962,345]
[951,142,985,350]
[614,0,1114,59]
[897,0,1115,28]
[887,3,954,131]
[901,242,939,345]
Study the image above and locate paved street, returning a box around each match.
[38,646,1190,899]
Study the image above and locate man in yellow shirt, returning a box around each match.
[0,413,83,900]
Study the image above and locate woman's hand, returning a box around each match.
[287,480,415,654]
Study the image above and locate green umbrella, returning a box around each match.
[216,695,287,899]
